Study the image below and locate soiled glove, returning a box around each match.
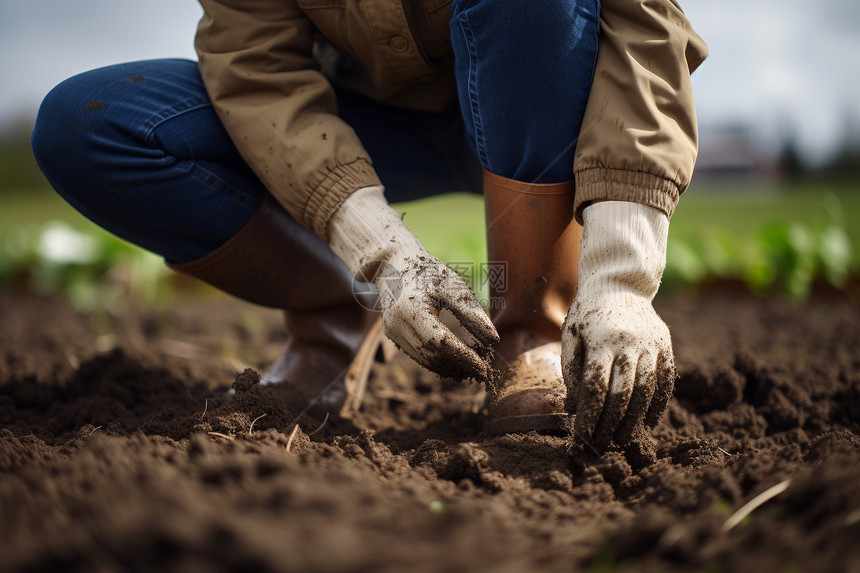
[561,201,675,449]
[328,186,499,382]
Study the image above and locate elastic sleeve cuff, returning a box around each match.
[574,168,680,224]
[304,159,382,240]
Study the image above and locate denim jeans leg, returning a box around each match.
[450,0,600,183]
[32,59,266,264]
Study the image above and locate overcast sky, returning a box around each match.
[2,0,859,164]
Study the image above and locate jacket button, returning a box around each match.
[388,35,409,52]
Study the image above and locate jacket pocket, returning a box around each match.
[403,0,453,65]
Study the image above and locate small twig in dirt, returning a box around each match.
[722,478,792,532]
[306,413,330,437]
[200,398,209,422]
[374,390,415,403]
[285,424,300,453]
[657,525,685,550]
[158,338,203,360]
[156,338,251,373]
[248,413,267,435]
[573,428,601,457]
[64,350,80,370]
[339,317,383,419]
[844,509,860,526]
[220,355,253,373]
[87,426,103,437]
[207,432,234,441]
[718,447,733,456]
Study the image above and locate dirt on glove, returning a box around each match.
[1,288,859,572]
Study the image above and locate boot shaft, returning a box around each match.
[169,195,376,355]
[483,169,581,337]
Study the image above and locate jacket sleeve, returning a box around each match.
[195,0,382,240]
[573,0,708,222]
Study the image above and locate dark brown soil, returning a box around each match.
[1,288,859,572]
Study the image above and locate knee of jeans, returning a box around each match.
[31,85,64,177]
[31,74,99,183]
[32,68,145,209]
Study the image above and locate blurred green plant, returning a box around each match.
[663,193,853,301]
[0,221,174,311]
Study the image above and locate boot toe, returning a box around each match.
[487,386,568,435]
[261,343,351,416]
[486,341,569,435]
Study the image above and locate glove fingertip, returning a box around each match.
[562,335,586,415]
[414,329,498,387]
[643,352,677,428]
[450,299,499,346]
[623,425,657,470]
[572,359,610,447]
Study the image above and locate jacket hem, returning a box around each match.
[305,159,382,240]
[574,168,680,224]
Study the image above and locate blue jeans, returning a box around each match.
[450,0,599,183]
[32,1,598,264]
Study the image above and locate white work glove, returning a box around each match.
[561,201,675,450]
[329,186,499,382]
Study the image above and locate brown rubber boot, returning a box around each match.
[483,169,581,434]
[168,196,378,415]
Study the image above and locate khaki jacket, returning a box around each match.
[195,0,707,240]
